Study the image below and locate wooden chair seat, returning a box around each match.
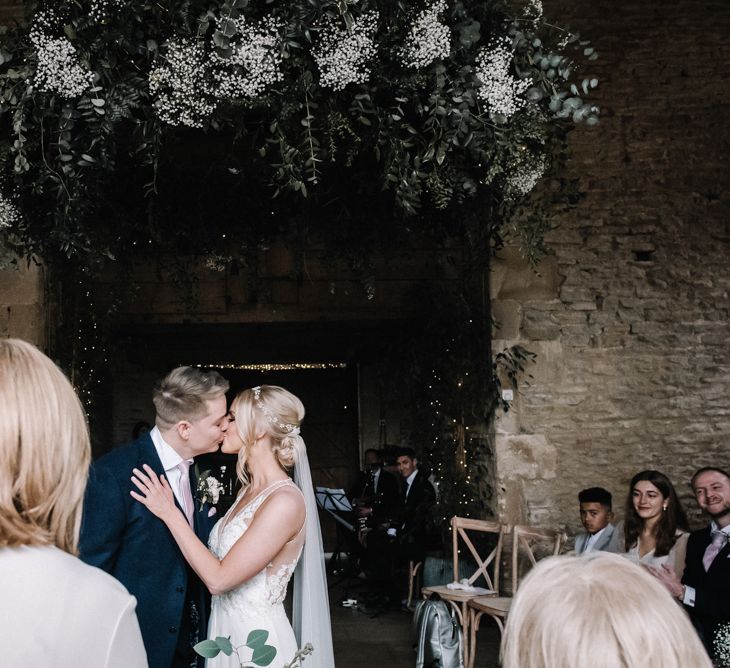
[419,517,506,668]
[469,595,512,615]
[422,585,497,602]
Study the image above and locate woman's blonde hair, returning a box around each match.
[230,385,304,489]
[501,552,711,668]
[0,338,91,554]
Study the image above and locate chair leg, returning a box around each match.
[406,560,423,609]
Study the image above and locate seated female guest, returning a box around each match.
[0,339,147,667]
[623,469,689,577]
[502,553,712,668]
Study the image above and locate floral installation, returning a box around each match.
[0,0,599,275]
[0,192,20,229]
[196,469,225,506]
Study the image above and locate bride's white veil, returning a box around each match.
[292,435,335,668]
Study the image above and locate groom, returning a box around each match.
[80,366,230,668]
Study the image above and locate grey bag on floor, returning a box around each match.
[413,593,464,668]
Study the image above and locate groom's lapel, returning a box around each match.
[137,434,187,521]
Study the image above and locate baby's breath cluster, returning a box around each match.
[29,11,93,98]
[89,0,124,23]
[313,11,378,91]
[401,0,451,69]
[149,39,215,128]
[210,16,283,100]
[524,0,543,21]
[0,192,20,229]
[506,151,546,198]
[475,37,530,119]
[715,623,730,668]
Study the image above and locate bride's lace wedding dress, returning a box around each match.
[206,479,305,668]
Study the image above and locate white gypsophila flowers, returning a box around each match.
[89,0,124,23]
[524,0,543,20]
[475,37,530,119]
[149,39,215,128]
[506,152,546,197]
[0,193,20,229]
[313,11,379,91]
[210,15,283,99]
[401,0,451,69]
[30,28,93,98]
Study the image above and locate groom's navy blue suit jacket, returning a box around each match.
[79,434,217,668]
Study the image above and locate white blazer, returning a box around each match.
[0,544,147,667]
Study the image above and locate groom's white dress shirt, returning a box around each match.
[149,426,194,509]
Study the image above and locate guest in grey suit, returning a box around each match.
[574,487,621,555]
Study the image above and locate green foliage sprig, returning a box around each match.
[0,0,599,270]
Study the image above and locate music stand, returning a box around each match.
[315,487,359,578]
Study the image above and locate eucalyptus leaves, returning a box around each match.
[194,630,313,668]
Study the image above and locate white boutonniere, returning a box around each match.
[196,469,225,507]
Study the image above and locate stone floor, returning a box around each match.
[328,573,501,667]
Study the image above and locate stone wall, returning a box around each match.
[492,0,730,535]
[0,263,46,347]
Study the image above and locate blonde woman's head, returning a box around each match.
[225,385,305,485]
[501,552,711,668]
[0,338,91,554]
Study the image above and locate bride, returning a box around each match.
[131,385,335,668]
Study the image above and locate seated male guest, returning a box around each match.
[652,467,730,663]
[575,487,621,554]
[352,448,400,527]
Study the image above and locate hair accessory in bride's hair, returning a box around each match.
[252,386,300,434]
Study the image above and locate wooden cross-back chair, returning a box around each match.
[466,524,565,668]
[421,517,506,668]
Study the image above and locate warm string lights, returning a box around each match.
[191,362,347,372]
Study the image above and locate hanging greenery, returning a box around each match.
[0,0,598,271]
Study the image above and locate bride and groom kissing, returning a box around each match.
[79,367,335,668]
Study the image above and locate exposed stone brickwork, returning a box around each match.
[0,264,46,347]
[492,0,730,536]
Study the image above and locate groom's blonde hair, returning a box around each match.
[501,552,712,668]
[0,338,90,554]
[153,366,229,430]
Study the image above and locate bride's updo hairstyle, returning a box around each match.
[230,385,305,486]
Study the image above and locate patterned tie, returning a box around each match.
[177,460,195,528]
[702,530,727,571]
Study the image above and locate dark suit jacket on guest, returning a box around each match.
[398,470,437,560]
[79,434,217,668]
[352,467,401,523]
[682,526,730,660]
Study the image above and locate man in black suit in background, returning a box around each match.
[393,447,437,563]
[353,448,400,528]
[654,467,730,663]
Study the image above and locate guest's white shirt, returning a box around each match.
[584,525,609,553]
[405,470,418,497]
[372,467,381,493]
[624,530,689,579]
[150,425,192,508]
[1,544,147,667]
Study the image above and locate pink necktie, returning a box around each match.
[702,531,726,571]
[177,460,195,527]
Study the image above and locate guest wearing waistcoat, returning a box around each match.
[652,467,730,664]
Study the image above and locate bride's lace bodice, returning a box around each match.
[208,480,304,617]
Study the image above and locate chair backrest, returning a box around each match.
[450,516,506,593]
[510,524,566,594]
